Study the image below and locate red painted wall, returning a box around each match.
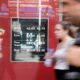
[0,0,59,80]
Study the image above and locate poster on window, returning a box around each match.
[11,18,48,61]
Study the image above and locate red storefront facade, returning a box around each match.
[0,0,59,80]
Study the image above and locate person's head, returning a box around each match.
[62,0,80,26]
[0,28,5,36]
[54,21,75,40]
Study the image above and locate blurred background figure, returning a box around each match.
[61,0,80,79]
[44,21,75,80]
[64,38,80,80]
[62,0,80,38]
[62,0,80,26]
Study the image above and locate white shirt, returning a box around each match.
[54,39,75,70]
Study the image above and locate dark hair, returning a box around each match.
[74,38,80,46]
[58,21,75,38]
[76,0,80,2]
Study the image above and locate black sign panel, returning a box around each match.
[11,18,48,61]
